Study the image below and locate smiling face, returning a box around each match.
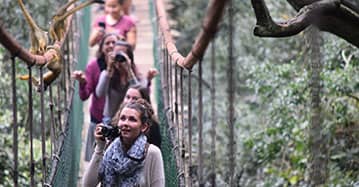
[101,35,117,55]
[123,88,141,104]
[105,0,123,20]
[117,107,148,145]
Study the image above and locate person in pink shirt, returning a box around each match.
[72,33,122,161]
[89,0,137,49]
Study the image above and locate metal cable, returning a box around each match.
[198,58,204,186]
[188,70,193,187]
[39,66,47,183]
[11,55,18,187]
[180,68,186,186]
[27,65,35,187]
[210,40,217,186]
[227,0,236,185]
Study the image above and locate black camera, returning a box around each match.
[101,124,120,139]
[98,21,106,29]
[115,52,127,63]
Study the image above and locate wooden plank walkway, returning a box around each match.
[77,1,156,186]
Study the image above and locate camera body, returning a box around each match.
[115,52,127,63]
[98,21,106,29]
[100,124,120,139]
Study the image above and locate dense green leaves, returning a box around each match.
[169,0,358,186]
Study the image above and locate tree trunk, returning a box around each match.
[306,26,329,186]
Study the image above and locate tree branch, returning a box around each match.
[250,0,359,48]
[0,19,60,66]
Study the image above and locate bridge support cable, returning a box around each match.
[39,67,47,183]
[179,68,186,186]
[210,40,217,186]
[49,86,55,157]
[153,0,230,186]
[27,65,35,187]
[227,0,236,186]
[174,65,184,186]
[198,58,204,187]
[187,70,193,187]
[11,55,18,187]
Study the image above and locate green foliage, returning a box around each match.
[0,0,67,48]
[0,126,52,186]
[169,0,359,186]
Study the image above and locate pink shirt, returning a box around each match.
[79,58,105,122]
[93,15,135,39]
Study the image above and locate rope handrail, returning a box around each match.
[155,0,228,70]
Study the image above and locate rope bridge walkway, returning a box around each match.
[0,0,243,186]
[0,0,228,186]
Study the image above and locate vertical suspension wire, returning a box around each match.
[49,86,55,156]
[64,35,69,111]
[169,55,173,124]
[175,65,183,185]
[66,25,71,97]
[57,76,63,131]
[180,68,186,186]
[210,40,217,186]
[162,41,168,107]
[188,70,193,187]
[165,48,170,108]
[198,58,204,186]
[11,55,18,187]
[39,66,47,183]
[227,0,236,185]
[27,65,35,187]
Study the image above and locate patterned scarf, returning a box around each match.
[98,134,147,187]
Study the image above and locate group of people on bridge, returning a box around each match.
[72,0,165,186]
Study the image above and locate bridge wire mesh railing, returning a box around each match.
[151,0,238,186]
[2,6,89,187]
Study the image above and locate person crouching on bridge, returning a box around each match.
[82,99,165,186]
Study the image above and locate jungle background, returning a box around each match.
[0,0,358,186]
[167,0,358,186]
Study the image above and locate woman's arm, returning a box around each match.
[82,144,104,187]
[95,71,111,98]
[126,26,137,50]
[82,125,106,187]
[89,28,105,47]
[148,145,165,186]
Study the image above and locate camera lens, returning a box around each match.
[100,124,119,139]
[115,52,126,63]
[98,22,106,29]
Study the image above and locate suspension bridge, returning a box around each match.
[0,0,231,186]
[1,0,357,186]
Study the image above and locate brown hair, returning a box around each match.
[112,98,154,127]
[128,84,151,103]
[96,32,121,59]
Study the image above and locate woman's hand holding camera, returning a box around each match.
[106,52,116,77]
[94,124,106,153]
[95,124,106,141]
